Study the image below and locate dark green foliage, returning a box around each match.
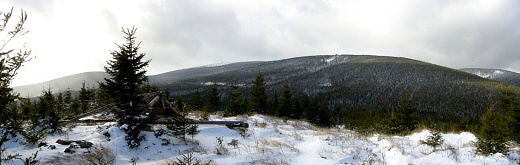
[166,115,195,140]
[161,55,520,133]
[78,81,94,113]
[299,95,311,119]
[331,103,345,125]
[225,84,247,116]
[267,91,280,116]
[189,89,203,111]
[35,89,61,134]
[63,88,73,105]
[476,99,510,155]
[385,92,418,135]
[95,86,112,107]
[100,27,152,148]
[315,101,332,127]
[160,55,520,122]
[186,124,200,140]
[1,102,24,137]
[204,84,220,112]
[279,83,293,118]
[174,96,185,113]
[20,122,46,145]
[250,73,267,114]
[500,91,520,142]
[420,131,444,152]
[306,97,319,124]
[169,152,212,165]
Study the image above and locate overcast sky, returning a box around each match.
[2,0,520,86]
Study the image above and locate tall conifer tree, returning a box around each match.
[205,84,220,112]
[279,83,293,118]
[78,81,92,113]
[477,98,510,155]
[190,89,203,111]
[226,83,246,116]
[100,27,152,148]
[251,73,267,114]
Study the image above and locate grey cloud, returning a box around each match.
[137,0,274,73]
[5,0,520,81]
[398,1,518,71]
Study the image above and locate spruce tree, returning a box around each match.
[500,91,520,142]
[174,96,185,113]
[35,88,61,134]
[316,101,332,127]
[166,115,193,140]
[186,124,200,140]
[279,83,293,118]
[100,27,152,148]
[477,98,510,155]
[95,85,112,107]
[205,84,220,112]
[268,91,280,116]
[420,130,444,152]
[190,89,203,111]
[386,91,418,134]
[63,87,73,105]
[78,81,92,113]
[225,83,246,116]
[56,92,66,117]
[250,73,267,114]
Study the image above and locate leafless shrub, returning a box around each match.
[214,137,229,155]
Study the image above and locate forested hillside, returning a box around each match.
[11,55,520,130]
[155,55,520,120]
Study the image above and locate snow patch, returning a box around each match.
[321,82,332,87]
[198,63,230,68]
[474,70,504,79]
[325,56,336,63]
[201,82,227,86]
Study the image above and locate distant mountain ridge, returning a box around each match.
[460,68,520,86]
[12,72,109,97]
[12,55,520,119]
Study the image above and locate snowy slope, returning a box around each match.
[3,114,519,165]
[461,68,520,86]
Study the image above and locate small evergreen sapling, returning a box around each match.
[186,124,200,140]
[166,116,191,140]
[420,130,444,152]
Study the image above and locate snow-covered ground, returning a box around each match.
[3,114,519,164]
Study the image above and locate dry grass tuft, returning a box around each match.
[43,145,115,165]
